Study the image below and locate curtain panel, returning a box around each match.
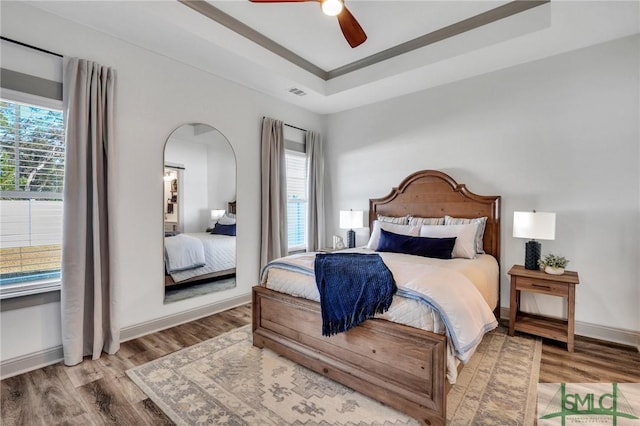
[61,58,118,366]
[260,117,287,268]
[306,130,325,252]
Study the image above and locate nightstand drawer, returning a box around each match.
[516,277,569,297]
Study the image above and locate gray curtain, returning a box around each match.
[305,130,325,251]
[61,58,118,366]
[260,117,287,267]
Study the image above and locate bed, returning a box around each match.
[252,170,500,426]
[164,201,237,287]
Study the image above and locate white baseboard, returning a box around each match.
[1,293,252,380]
[120,293,251,342]
[574,321,640,351]
[499,307,640,349]
[0,345,64,380]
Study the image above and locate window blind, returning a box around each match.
[286,150,307,251]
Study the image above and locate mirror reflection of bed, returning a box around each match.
[162,123,236,303]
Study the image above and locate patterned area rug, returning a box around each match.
[126,325,541,425]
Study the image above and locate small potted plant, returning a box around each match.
[538,253,569,275]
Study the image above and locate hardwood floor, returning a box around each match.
[1,304,252,426]
[1,304,639,425]
[539,334,640,383]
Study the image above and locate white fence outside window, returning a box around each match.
[0,199,63,247]
[0,199,62,296]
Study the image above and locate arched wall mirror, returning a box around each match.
[162,123,237,303]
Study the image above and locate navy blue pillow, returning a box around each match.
[211,223,236,236]
[377,228,456,259]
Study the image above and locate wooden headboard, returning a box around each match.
[228,201,236,215]
[369,170,501,262]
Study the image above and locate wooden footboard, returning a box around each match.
[252,285,448,426]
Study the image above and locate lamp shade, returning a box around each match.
[513,211,556,240]
[210,209,226,221]
[339,210,364,229]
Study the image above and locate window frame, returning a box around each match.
[0,90,64,300]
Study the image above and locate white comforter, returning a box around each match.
[164,234,205,273]
[166,233,236,282]
[260,249,498,383]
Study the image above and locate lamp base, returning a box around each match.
[347,229,356,249]
[524,240,541,270]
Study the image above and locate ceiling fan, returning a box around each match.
[248,0,367,48]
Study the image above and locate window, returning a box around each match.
[285,150,307,252]
[0,98,65,298]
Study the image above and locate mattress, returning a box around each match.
[168,232,236,282]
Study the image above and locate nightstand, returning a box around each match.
[508,265,580,352]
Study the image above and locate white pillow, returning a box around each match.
[367,220,421,250]
[419,223,480,259]
[218,213,236,225]
[444,216,487,254]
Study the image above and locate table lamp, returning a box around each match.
[210,209,225,227]
[513,211,556,270]
[339,209,364,248]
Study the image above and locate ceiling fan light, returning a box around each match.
[321,0,343,17]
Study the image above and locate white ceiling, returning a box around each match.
[212,0,511,71]
[27,1,640,114]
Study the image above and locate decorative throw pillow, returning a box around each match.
[408,216,445,226]
[366,220,421,250]
[376,229,456,259]
[419,223,480,259]
[377,214,409,225]
[444,216,487,254]
[211,223,236,236]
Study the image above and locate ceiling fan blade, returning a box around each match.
[337,5,367,48]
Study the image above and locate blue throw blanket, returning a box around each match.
[314,253,397,336]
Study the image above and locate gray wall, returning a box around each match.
[0,2,325,364]
[324,35,640,335]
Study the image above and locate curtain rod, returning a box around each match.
[1,36,63,58]
[165,164,185,170]
[262,117,307,132]
[285,123,307,132]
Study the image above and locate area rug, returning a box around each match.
[126,325,541,425]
